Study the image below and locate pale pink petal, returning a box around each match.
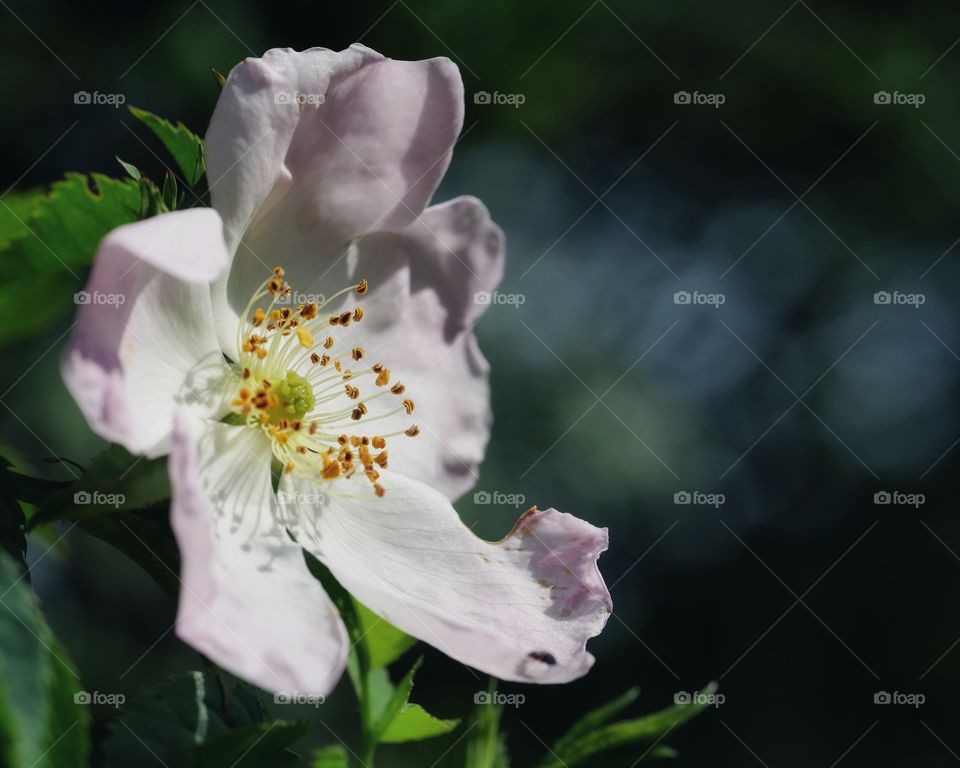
[287,196,504,500]
[205,45,464,352]
[170,414,348,696]
[284,471,610,683]
[62,210,231,456]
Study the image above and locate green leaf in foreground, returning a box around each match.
[30,444,169,528]
[354,599,417,668]
[0,172,139,347]
[129,106,206,187]
[380,702,459,743]
[312,745,349,767]
[464,679,510,768]
[305,555,457,760]
[0,551,89,768]
[538,683,718,768]
[104,670,304,768]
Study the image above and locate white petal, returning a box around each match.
[170,414,348,696]
[283,471,611,683]
[205,45,464,353]
[62,210,231,456]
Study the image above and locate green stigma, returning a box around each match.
[267,370,315,423]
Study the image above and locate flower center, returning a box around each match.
[229,266,420,497]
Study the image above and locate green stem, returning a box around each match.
[358,665,377,767]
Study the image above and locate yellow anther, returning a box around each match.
[296,326,313,349]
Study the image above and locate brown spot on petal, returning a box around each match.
[527,651,557,666]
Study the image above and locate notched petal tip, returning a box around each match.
[500,507,611,681]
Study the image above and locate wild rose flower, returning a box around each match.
[63,45,611,695]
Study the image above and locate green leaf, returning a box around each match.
[0,173,140,347]
[80,507,181,596]
[115,157,142,180]
[553,687,640,751]
[129,106,206,187]
[371,657,459,744]
[538,684,717,768]
[103,670,301,768]
[0,551,89,768]
[0,189,47,251]
[380,703,460,744]
[192,721,308,767]
[354,599,417,668]
[0,457,28,572]
[465,679,510,768]
[304,556,457,757]
[30,444,169,528]
[311,745,349,768]
[370,656,421,740]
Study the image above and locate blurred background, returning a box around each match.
[3,0,960,765]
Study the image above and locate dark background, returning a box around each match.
[3,0,960,765]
